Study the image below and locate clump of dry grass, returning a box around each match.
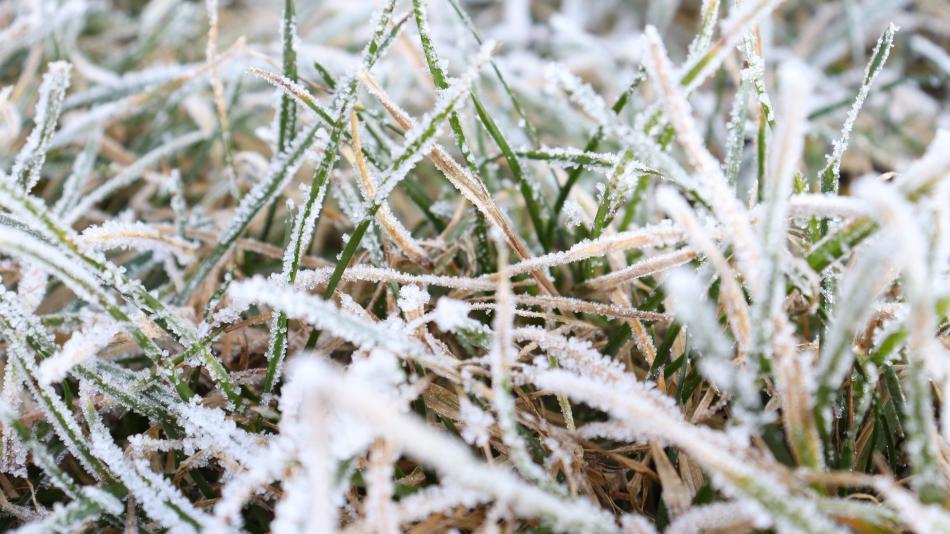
[0,0,948,532]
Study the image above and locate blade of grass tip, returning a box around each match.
[246,67,334,128]
[323,41,495,300]
[818,23,898,197]
[678,0,785,91]
[812,27,900,453]
[313,60,338,90]
[11,61,71,192]
[686,0,721,61]
[734,13,776,204]
[640,0,778,150]
[259,0,400,392]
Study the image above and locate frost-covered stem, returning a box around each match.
[323,43,493,299]
[500,221,683,277]
[723,72,751,187]
[412,0,493,268]
[256,0,299,244]
[0,285,174,423]
[586,248,697,291]
[0,221,195,399]
[0,180,243,404]
[283,0,399,285]
[754,61,824,468]
[365,439,399,534]
[233,3,400,393]
[291,358,617,533]
[490,233,567,494]
[53,130,101,217]
[874,477,950,532]
[686,0,721,61]
[0,294,109,480]
[276,0,298,153]
[0,404,121,520]
[732,1,775,202]
[471,93,549,251]
[656,188,752,352]
[531,369,841,533]
[347,116,426,261]
[644,26,764,300]
[80,393,210,531]
[10,61,71,192]
[358,73,556,294]
[204,0,239,198]
[812,239,894,439]
[177,2,398,305]
[666,502,760,534]
[584,149,657,277]
[679,0,785,90]
[818,24,898,195]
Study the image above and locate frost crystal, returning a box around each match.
[397,284,430,313]
[432,297,472,332]
[458,397,493,447]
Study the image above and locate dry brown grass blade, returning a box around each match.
[346,112,428,264]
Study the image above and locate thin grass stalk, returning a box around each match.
[176,2,400,304]
[262,1,401,383]
[322,43,494,299]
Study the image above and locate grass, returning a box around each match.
[0,0,948,532]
